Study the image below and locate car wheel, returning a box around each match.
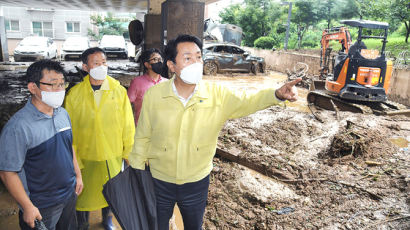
[251,63,259,75]
[204,61,218,75]
[259,64,265,73]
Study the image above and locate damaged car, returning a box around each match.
[202,43,265,75]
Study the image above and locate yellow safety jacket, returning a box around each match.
[129,78,283,185]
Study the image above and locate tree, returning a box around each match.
[219,4,241,25]
[292,0,320,49]
[356,0,391,21]
[88,12,128,40]
[219,0,281,47]
[338,0,360,20]
[390,0,410,43]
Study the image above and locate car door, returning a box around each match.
[231,46,251,71]
[214,45,233,70]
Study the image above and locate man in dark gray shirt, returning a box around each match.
[0,60,83,230]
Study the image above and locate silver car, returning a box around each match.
[14,36,58,62]
[61,36,90,60]
[202,43,266,75]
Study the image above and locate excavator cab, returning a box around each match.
[324,20,392,102]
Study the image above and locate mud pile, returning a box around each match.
[205,107,410,229]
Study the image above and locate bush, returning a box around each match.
[254,36,276,49]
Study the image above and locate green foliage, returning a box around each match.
[361,37,410,58]
[219,0,281,47]
[301,30,322,48]
[292,0,321,49]
[254,36,276,49]
[389,0,410,43]
[88,12,129,40]
[219,4,241,25]
[218,0,409,52]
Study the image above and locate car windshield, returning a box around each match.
[20,37,47,46]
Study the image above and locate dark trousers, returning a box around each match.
[77,206,112,230]
[19,191,77,230]
[153,174,210,230]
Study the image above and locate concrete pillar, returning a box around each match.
[0,8,10,62]
[144,14,162,50]
[161,0,204,50]
[143,0,165,50]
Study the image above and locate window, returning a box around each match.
[232,47,244,54]
[66,22,80,33]
[5,19,19,32]
[32,21,53,37]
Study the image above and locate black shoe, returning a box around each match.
[102,207,115,230]
[76,211,90,230]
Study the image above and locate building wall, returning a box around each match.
[3,6,91,40]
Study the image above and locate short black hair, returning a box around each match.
[26,59,66,85]
[164,34,202,63]
[139,48,162,73]
[81,47,106,64]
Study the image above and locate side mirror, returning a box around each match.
[243,52,249,57]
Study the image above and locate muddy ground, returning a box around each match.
[0,68,409,229]
[204,98,409,229]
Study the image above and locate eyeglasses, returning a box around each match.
[39,81,69,90]
[148,57,163,63]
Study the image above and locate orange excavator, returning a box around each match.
[308,20,409,116]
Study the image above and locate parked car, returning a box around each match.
[99,35,128,59]
[13,36,58,62]
[61,36,90,60]
[202,42,266,75]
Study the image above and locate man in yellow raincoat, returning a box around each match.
[65,47,135,230]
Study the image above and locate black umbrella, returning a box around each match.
[102,165,158,230]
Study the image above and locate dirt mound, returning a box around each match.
[321,121,398,159]
[208,106,410,229]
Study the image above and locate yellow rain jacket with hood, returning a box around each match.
[65,75,135,211]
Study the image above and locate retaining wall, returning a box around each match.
[245,47,410,106]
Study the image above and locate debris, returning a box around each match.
[365,161,383,166]
[286,62,312,88]
[272,207,295,215]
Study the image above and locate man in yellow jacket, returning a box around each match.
[65,47,135,230]
[129,34,301,230]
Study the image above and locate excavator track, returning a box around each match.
[307,90,410,117]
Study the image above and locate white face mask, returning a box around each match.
[41,90,65,109]
[89,65,108,80]
[179,62,203,85]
